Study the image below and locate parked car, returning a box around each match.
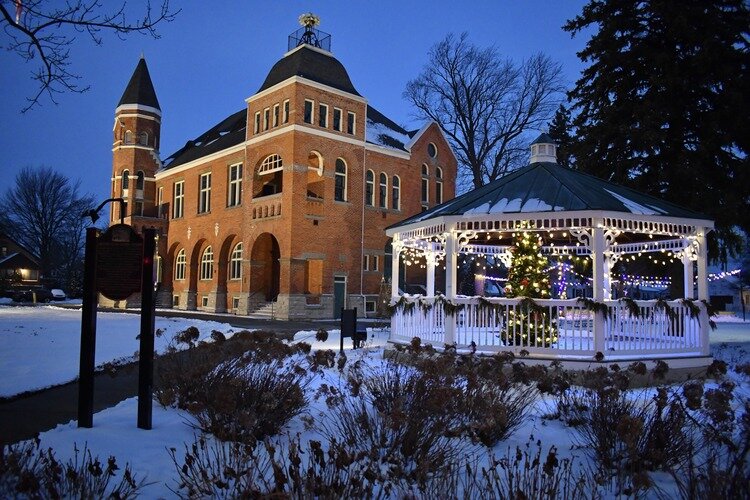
[50,289,67,301]
[12,287,54,303]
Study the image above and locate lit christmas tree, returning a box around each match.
[503,230,557,346]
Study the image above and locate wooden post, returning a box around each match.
[444,229,458,345]
[591,225,606,355]
[137,228,156,430]
[78,227,99,428]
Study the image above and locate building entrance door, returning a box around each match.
[333,276,346,318]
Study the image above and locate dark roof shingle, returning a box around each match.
[118,57,160,110]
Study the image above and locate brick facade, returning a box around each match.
[109,43,456,319]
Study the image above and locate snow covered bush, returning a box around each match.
[0,440,144,499]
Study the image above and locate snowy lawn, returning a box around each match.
[2,309,748,498]
[0,305,237,398]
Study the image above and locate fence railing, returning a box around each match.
[389,296,708,358]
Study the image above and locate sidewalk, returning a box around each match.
[0,312,342,447]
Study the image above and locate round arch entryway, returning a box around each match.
[250,232,280,301]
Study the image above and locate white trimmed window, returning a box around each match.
[258,154,283,175]
[175,249,186,280]
[427,142,437,159]
[392,175,400,210]
[273,104,279,127]
[139,132,148,146]
[124,130,133,144]
[319,103,328,128]
[282,100,290,123]
[228,163,242,207]
[157,186,165,218]
[379,173,388,208]
[421,164,429,204]
[435,166,443,204]
[365,170,374,206]
[173,180,184,218]
[304,99,314,124]
[254,111,261,134]
[230,242,242,280]
[155,254,163,283]
[334,158,347,202]
[198,172,211,213]
[372,255,379,272]
[347,111,356,134]
[200,246,214,280]
[333,108,342,131]
[136,171,145,192]
[263,108,270,131]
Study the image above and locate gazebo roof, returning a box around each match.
[390,161,710,231]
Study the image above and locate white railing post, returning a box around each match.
[592,225,606,354]
[444,229,457,345]
[425,252,436,297]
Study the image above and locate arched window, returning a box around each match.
[175,249,186,281]
[124,130,133,144]
[258,154,283,175]
[421,164,429,205]
[335,158,347,202]
[379,172,388,209]
[136,171,145,191]
[200,246,214,280]
[365,170,374,206]
[230,242,242,280]
[256,154,283,197]
[392,176,400,210]
[138,132,148,146]
[427,142,438,159]
[435,167,443,205]
[121,170,130,193]
[306,151,324,199]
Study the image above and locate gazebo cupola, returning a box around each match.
[530,132,557,164]
[385,135,715,368]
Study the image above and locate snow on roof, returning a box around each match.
[365,106,414,152]
[603,189,665,215]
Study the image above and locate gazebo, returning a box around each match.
[385,134,714,368]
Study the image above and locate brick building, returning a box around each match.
[108,23,456,319]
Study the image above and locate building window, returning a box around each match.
[365,170,374,206]
[304,99,314,124]
[333,108,342,131]
[334,158,347,202]
[273,104,279,127]
[121,170,130,194]
[200,246,214,280]
[421,164,429,204]
[263,108,270,131]
[157,186,165,218]
[427,142,437,159]
[254,111,261,134]
[175,249,186,280]
[379,172,387,208]
[124,130,133,144]
[363,254,369,271]
[282,100,290,123]
[139,132,148,146]
[257,154,283,197]
[319,103,328,128]
[134,201,143,216]
[258,154,283,175]
[347,111,356,134]
[435,166,443,204]
[230,242,242,280]
[198,172,211,213]
[392,175,400,210]
[228,163,242,207]
[173,180,184,218]
[372,255,379,272]
[136,171,145,193]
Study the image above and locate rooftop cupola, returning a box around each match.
[530,132,557,164]
[288,13,331,52]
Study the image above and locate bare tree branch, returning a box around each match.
[405,33,564,190]
[1,0,179,112]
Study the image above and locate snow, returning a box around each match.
[604,189,665,215]
[3,307,748,498]
[365,118,412,151]
[0,305,237,397]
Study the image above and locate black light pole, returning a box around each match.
[83,197,126,225]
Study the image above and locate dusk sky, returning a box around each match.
[0,1,590,204]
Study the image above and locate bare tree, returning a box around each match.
[0,167,94,283]
[1,0,179,112]
[405,33,564,190]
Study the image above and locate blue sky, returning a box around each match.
[0,1,589,203]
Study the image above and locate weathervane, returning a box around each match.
[297,13,322,47]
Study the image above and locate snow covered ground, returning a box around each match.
[1,306,748,497]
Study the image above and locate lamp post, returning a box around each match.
[83,197,125,225]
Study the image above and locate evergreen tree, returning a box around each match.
[502,230,557,346]
[547,104,574,167]
[564,0,750,259]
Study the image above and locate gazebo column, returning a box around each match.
[390,245,401,299]
[696,229,710,355]
[591,226,606,354]
[444,230,458,345]
[425,252,436,297]
[603,257,614,300]
[682,253,695,299]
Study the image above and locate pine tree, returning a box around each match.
[547,104,574,168]
[565,0,750,259]
[502,231,557,346]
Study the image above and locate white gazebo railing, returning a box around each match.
[390,296,710,360]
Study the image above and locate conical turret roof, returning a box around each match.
[118,56,160,110]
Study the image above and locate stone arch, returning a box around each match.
[188,238,209,292]
[254,153,284,198]
[217,234,240,292]
[250,232,280,301]
[164,241,183,286]
[306,150,324,199]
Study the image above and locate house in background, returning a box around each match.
[105,18,457,319]
[0,232,41,287]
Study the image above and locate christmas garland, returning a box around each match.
[576,297,611,319]
[618,297,641,318]
[654,298,677,321]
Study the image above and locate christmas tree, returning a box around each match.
[502,231,557,346]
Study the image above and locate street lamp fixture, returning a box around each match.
[83,197,125,225]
